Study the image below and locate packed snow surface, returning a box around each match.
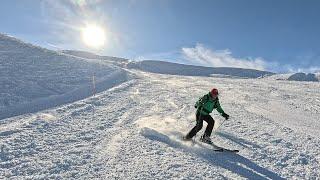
[1,69,319,179]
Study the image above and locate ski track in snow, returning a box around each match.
[1,70,320,179]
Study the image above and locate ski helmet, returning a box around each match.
[210,88,219,96]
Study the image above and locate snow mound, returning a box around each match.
[0,34,129,120]
[127,60,275,78]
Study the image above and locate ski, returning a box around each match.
[212,148,239,153]
[181,136,239,153]
[200,141,239,153]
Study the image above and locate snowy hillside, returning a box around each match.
[127,60,275,78]
[1,69,319,179]
[61,50,128,66]
[61,51,275,79]
[0,34,129,120]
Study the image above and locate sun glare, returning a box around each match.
[81,24,106,48]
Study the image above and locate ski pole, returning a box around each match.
[215,118,227,131]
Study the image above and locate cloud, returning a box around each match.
[134,50,181,62]
[286,66,320,73]
[181,43,267,70]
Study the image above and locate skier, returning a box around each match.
[184,88,229,144]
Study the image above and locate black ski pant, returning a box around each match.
[187,111,215,138]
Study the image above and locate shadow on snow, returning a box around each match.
[140,127,284,180]
[215,131,262,149]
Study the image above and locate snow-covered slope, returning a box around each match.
[0,34,129,120]
[1,70,319,179]
[62,51,274,79]
[127,60,275,78]
[61,50,128,66]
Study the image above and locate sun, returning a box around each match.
[81,24,106,48]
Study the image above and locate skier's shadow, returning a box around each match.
[140,128,284,180]
[215,131,262,149]
[199,148,284,180]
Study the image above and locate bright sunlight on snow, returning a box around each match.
[81,24,106,48]
[1,0,320,179]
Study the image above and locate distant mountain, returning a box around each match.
[0,34,128,119]
[288,73,319,82]
[61,51,275,78]
[127,60,275,78]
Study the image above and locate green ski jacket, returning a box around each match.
[195,93,225,116]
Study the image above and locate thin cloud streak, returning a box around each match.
[286,66,320,73]
[182,43,267,70]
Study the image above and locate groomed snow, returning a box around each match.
[1,69,319,179]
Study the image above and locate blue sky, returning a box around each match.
[1,0,319,73]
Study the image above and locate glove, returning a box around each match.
[222,113,230,120]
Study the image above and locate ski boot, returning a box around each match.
[182,134,193,141]
[200,134,213,145]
